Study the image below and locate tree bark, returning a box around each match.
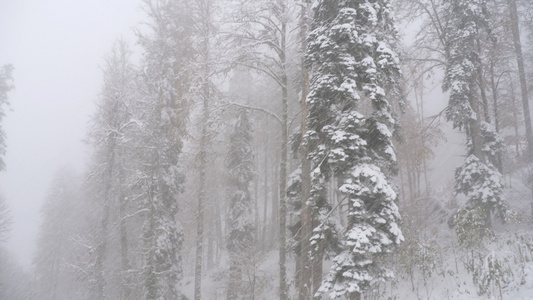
[508,0,533,159]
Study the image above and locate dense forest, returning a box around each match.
[3,0,533,299]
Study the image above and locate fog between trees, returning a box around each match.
[3,0,533,299]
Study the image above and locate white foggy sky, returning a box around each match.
[0,0,143,268]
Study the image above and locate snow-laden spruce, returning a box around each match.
[226,110,255,299]
[305,0,404,298]
[135,0,195,299]
[442,0,509,230]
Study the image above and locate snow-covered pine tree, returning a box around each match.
[134,0,194,298]
[306,0,404,298]
[86,40,137,300]
[33,167,86,300]
[0,194,11,243]
[0,64,13,172]
[442,0,508,230]
[226,109,255,299]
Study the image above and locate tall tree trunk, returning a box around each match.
[194,2,211,297]
[51,251,60,300]
[489,60,500,133]
[417,79,431,196]
[95,134,117,299]
[469,87,490,226]
[145,191,157,299]
[95,198,110,299]
[399,160,406,200]
[508,0,533,159]
[489,58,503,171]
[299,1,312,299]
[469,90,484,161]
[272,158,279,246]
[476,38,491,123]
[263,132,269,248]
[118,193,131,299]
[215,188,223,264]
[279,10,289,295]
[118,167,131,300]
[406,161,414,199]
[510,80,521,157]
[207,235,214,268]
[193,89,207,300]
[255,152,260,243]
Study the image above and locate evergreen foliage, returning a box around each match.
[454,206,492,249]
[0,64,13,172]
[134,0,195,298]
[442,0,509,229]
[226,110,255,299]
[306,0,404,297]
[442,0,493,130]
[454,155,507,221]
[0,194,11,243]
[86,40,137,300]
